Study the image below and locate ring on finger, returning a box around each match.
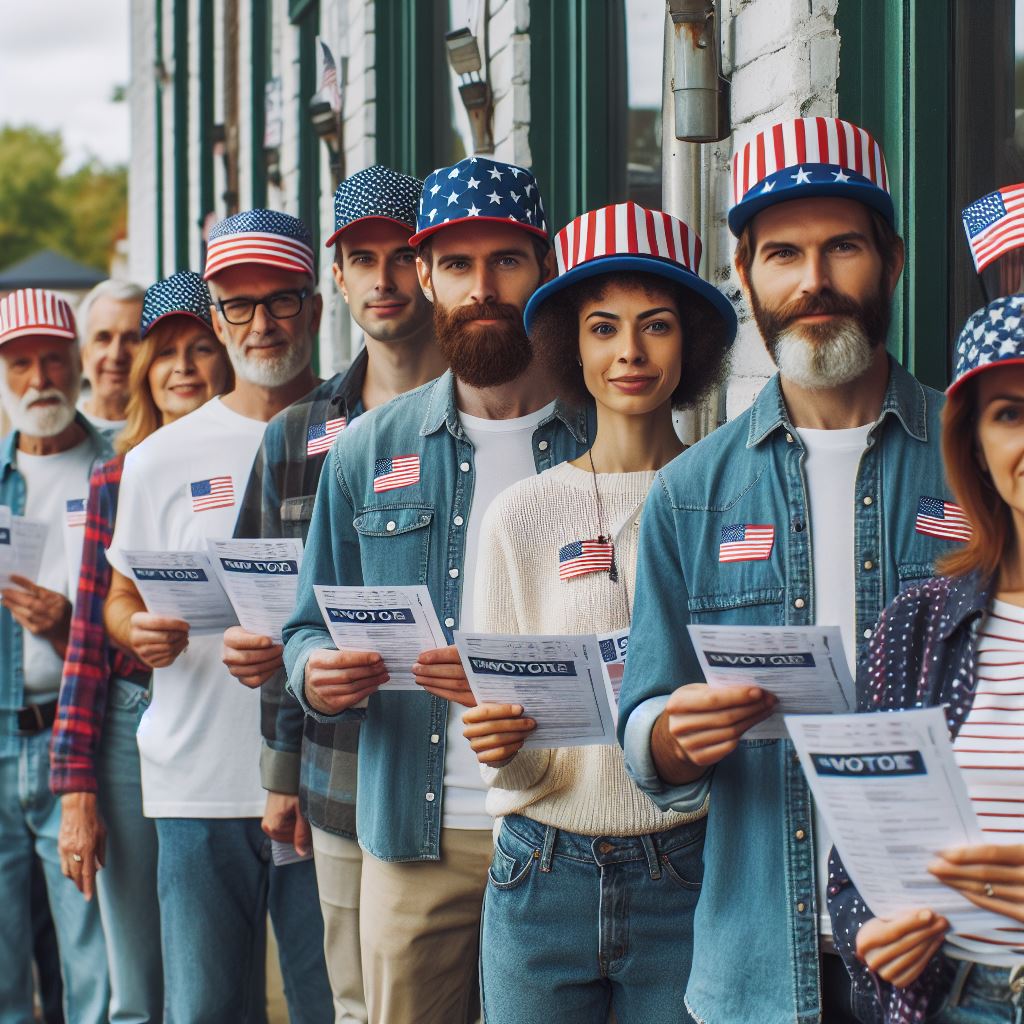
[71,853,83,864]
[984,882,995,898]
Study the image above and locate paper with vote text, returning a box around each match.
[313,585,447,690]
[123,550,238,635]
[455,632,618,748]
[786,707,1009,931]
[207,538,303,642]
[597,627,629,724]
[0,510,48,590]
[687,624,855,738]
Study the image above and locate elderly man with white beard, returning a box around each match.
[0,289,111,1023]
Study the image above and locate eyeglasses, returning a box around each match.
[216,288,309,325]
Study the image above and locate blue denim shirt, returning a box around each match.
[618,359,952,1024]
[0,414,112,757]
[282,371,593,862]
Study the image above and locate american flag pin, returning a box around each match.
[65,498,86,528]
[915,496,972,543]
[373,455,421,493]
[558,538,615,581]
[190,475,235,513]
[718,523,775,563]
[306,416,347,456]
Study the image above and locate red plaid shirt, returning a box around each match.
[49,457,149,794]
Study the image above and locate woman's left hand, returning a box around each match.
[929,844,1024,922]
[412,645,477,707]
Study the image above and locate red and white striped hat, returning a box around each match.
[203,209,315,280]
[0,288,77,347]
[728,116,893,237]
[524,201,736,341]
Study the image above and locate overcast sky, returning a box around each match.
[0,1,130,168]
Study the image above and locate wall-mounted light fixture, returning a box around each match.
[666,1,730,143]
[446,27,493,154]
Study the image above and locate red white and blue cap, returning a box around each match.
[141,271,214,338]
[409,157,547,247]
[729,116,893,236]
[949,295,1024,396]
[523,201,737,341]
[0,288,76,346]
[325,165,423,247]
[203,209,315,280]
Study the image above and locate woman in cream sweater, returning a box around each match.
[461,202,737,1022]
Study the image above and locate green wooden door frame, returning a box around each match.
[251,0,271,210]
[172,1,190,272]
[155,0,165,279]
[198,0,215,237]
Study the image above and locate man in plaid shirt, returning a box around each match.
[225,165,443,1020]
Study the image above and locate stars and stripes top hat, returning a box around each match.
[409,157,547,247]
[203,209,315,280]
[948,295,1024,397]
[141,271,214,338]
[961,184,1024,275]
[728,116,893,237]
[523,201,737,342]
[0,288,77,347]
[325,165,424,247]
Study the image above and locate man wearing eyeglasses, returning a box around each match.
[103,210,334,1021]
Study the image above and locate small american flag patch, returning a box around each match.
[306,416,347,456]
[719,523,775,563]
[558,539,615,581]
[65,498,86,527]
[915,496,971,543]
[373,455,420,493]
[190,476,235,512]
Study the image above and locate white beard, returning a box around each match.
[226,335,312,387]
[772,319,876,390]
[0,382,78,438]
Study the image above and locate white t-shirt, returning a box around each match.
[18,440,95,698]
[442,401,556,830]
[796,423,871,938]
[107,398,267,818]
[77,397,126,436]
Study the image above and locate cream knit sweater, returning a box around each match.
[473,461,705,836]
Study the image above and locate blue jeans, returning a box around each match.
[155,816,333,1024]
[480,813,706,1024]
[0,729,110,1024]
[96,679,162,1022]
[935,962,1024,1024]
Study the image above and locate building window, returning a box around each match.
[625,0,663,209]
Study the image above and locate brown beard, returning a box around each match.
[751,283,892,359]
[433,301,533,388]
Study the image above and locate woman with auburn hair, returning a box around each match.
[829,294,1024,1023]
[50,271,231,1022]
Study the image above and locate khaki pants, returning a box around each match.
[359,828,493,1024]
[312,827,367,1024]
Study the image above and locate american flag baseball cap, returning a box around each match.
[203,209,315,280]
[948,295,1024,396]
[409,156,547,247]
[325,165,423,247]
[523,201,737,342]
[728,116,893,237]
[141,271,214,338]
[0,288,77,346]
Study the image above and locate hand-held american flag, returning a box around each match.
[558,539,615,581]
[962,185,1024,274]
[373,455,420,493]
[719,524,775,563]
[190,476,235,513]
[306,417,347,456]
[915,496,972,543]
[65,498,86,528]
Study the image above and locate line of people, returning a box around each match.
[2,113,1023,1024]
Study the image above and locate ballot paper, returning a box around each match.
[786,707,1009,931]
[271,840,313,867]
[0,515,48,590]
[597,627,629,723]
[455,632,618,748]
[207,538,303,642]
[313,585,447,691]
[687,624,855,739]
[123,550,238,635]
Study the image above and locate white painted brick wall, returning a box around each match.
[127,0,158,284]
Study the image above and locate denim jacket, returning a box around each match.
[282,371,593,862]
[0,415,112,757]
[618,359,952,1024]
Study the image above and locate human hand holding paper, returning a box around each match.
[462,703,537,766]
[304,648,389,715]
[413,645,477,707]
[222,626,284,688]
[129,611,189,668]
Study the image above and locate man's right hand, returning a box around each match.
[304,648,389,714]
[129,612,190,668]
[652,683,777,784]
[222,626,284,688]
[855,909,949,987]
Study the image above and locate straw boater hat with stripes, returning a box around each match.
[523,200,737,342]
[0,288,77,346]
[203,209,315,280]
[728,116,893,237]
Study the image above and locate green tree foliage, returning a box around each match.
[0,125,127,273]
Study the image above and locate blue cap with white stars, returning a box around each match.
[141,271,214,338]
[325,165,424,247]
[949,295,1024,396]
[409,157,547,247]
